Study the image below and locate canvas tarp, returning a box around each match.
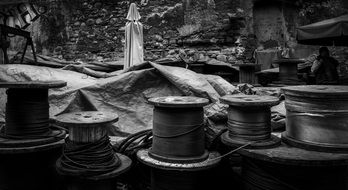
[0,63,241,136]
[0,63,286,136]
[297,14,348,46]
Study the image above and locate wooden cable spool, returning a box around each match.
[148,96,210,163]
[0,80,67,190]
[55,111,131,178]
[55,111,132,190]
[235,63,261,85]
[238,137,348,190]
[56,111,118,143]
[220,94,281,148]
[281,85,348,152]
[137,96,221,190]
[0,80,67,152]
[270,59,306,86]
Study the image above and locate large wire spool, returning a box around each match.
[137,96,221,190]
[271,59,306,86]
[238,141,348,190]
[55,111,132,190]
[281,85,348,152]
[0,80,67,190]
[148,96,210,163]
[0,81,67,150]
[220,94,281,148]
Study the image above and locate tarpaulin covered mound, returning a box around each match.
[0,63,240,136]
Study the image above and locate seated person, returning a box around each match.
[311,47,339,85]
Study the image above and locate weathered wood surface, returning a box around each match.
[55,111,118,143]
[220,94,280,107]
[148,96,209,108]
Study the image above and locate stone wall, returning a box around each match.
[1,0,348,67]
[1,0,256,64]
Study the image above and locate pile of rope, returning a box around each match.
[57,135,120,177]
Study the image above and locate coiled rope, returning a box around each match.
[57,135,121,177]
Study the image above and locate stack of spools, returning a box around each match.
[221,86,348,190]
[0,80,67,190]
[137,96,221,190]
[55,111,132,190]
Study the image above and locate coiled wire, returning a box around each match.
[57,135,121,177]
[116,129,152,156]
[227,107,271,142]
[2,88,51,138]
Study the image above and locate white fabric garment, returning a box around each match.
[124,3,144,70]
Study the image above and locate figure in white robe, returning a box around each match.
[124,3,144,70]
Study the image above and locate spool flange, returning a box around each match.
[137,149,220,171]
[220,94,281,149]
[148,96,210,108]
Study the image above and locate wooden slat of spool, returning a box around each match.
[55,111,118,143]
